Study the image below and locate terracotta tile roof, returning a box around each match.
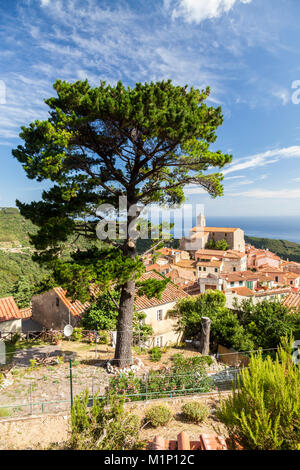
[158,247,187,255]
[53,287,89,318]
[254,287,291,298]
[195,249,245,260]
[165,270,179,280]
[197,260,222,268]
[150,431,227,450]
[224,250,246,259]
[174,260,197,269]
[282,292,300,309]
[19,307,32,318]
[191,226,239,233]
[257,266,283,273]
[221,271,259,282]
[145,263,160,272]
[230,287,254,297]
[195,249,226,257]
[285,272,300,279]
[0,296,30,323]
[135,271,189,311]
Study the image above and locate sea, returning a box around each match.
[205,216,300,244]
[163,215,300,243]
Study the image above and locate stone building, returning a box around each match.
[31,287,87,330]
[0,296,31,333]
[180,214,245,253]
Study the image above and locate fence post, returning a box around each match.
[30,383,33,415]
[69,359,73,409]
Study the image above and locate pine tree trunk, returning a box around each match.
[114,278,135,367]
[199,316,211,355]
[114,208,137,368]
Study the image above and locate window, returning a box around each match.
[203,267,206,272]
[56,298,59,307]
[157,310,163,321]
[224,233,227,237]
[230,282,234,286]
[275,276,279,283]
[239,281,243,286]
[233,267,236,272]
[214,268,218,273]
[156,336,163,347]
[199,267,202,271]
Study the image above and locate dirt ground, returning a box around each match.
[0,341,224,420]
[0,394,229,450]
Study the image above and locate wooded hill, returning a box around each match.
[245,235,300,263]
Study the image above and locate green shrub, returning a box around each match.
[182,401,209,423]
[72,327,83,342]
[149,346,162,362]
[11,333,21,345]
[171,353,213,371]
[217,337,300,450]
[97,330,110,345]
[110,364,213,402]
[71,391,144,450]
[145,405,172,427]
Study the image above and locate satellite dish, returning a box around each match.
[64,324,73,338]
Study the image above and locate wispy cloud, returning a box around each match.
[228,188,300,199]
[272,88,290,106]
[223,146,300,175]
[168,0,252,23]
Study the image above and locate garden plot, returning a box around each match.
[0,344,111,419]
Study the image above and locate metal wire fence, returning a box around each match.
[0,354,243,420]
[0,331,281,421]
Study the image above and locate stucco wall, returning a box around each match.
[139,300,181,347]
[31,290,78,330]
[0,319,22,333]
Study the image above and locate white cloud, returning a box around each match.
[223,146,300,175]
[272,88,290,106]
[41,0,51,6]
[170,0,252,23]
[225,175,245,180]
[228,189,300,199]
[184,185,207,195]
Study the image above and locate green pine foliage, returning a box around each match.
[217,337,300,450]
[12,78,231,365]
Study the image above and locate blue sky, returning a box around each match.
[1,0,300,217]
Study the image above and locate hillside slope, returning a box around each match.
[245,236,300,263]
[0,207,38,248]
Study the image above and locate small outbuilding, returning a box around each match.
[0,296,31,334]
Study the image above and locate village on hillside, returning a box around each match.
[0,213,299,348]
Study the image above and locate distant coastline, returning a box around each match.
[206,216,300,244]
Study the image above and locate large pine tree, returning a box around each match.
[13,79,231,366]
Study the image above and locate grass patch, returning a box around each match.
[0,407,12,418]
